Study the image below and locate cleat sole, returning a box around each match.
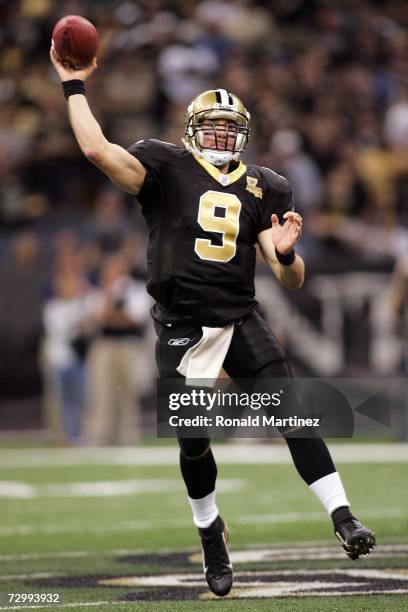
[336,530,376,560]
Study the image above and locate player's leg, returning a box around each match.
[178,435,232,596]
[178,437,217,525]
[154,318,232,596]
[223,309,376,559]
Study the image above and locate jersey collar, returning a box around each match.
[193,155,247,187]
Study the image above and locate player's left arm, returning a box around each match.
[258,211,305,289]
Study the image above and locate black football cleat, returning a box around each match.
[198,515,233,597]
[335,517,376,560]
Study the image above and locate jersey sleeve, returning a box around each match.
[127,139,172,201]
[257,169,295,234]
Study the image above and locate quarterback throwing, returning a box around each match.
[50,44,375,599]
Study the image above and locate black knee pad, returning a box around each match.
[178,437,211,460]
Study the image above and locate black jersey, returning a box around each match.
[128,139,294,326]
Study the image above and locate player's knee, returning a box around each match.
[178,437,211,460]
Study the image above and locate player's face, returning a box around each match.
[201,118,238,152]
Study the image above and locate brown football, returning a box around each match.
[52,15,99,69]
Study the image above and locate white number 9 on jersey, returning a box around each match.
[194,190,241,262]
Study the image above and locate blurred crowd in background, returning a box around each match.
[0,0,407,442]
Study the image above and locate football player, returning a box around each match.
[50,49,376,598]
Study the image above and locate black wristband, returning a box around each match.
[62,79,85,100]
[275,247,296,266]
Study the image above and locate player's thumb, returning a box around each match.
[271,214,279,226]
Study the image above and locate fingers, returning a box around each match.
[283,212,302,241]
[283,211,302,227]
[271,211,302,242]
[283,217,302,243]
[50,42,98,82]
[50,42,65,66]
[49,43,58,65]
[49,43,71,75]
[272,211,302,230]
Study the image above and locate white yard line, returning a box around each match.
[0,542,407,564]
[233,507,406,524]
[0,603,131,611]
[0,478,244,499]
[0,444,407,467]
[0,573,60,582]
[0,507,404,537]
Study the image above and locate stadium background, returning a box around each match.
[1,0,407,436]
[0,2,407,610]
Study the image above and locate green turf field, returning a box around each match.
[0,444,407,610]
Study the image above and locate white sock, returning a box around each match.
[188,490,218,528]
[309,472,350,515]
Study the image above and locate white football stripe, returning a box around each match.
[0,542,406,563]
[218,89,230,105]
[0,444,406,467]
[0,572,60,581]
[0,482,35,498]
[0,478,244,499]
[233,507,405,525]
[0,507,403,537]
[0,603,130,611]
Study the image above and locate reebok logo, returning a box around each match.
[168,338,190,346]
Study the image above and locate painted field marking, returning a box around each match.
[0,444,407,467]
[0,603,130,611]
[2,566,408,607]
[0,573,60,582]
[3,543,406,563]
[0,507,404,537]
[99,568,408,600]
[0,478,244,499]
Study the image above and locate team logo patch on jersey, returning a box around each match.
[246,176,262,198]
[168,338,190,346]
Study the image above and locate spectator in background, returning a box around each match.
[0,232,44,401]
[86,186,130,254]
[384,89,408,151]
[269,129,324,217]
[84,253,152,446]
[388,254,408,375]
[42,269,98,444]
[1,0,408,427]
[389,255,408,319]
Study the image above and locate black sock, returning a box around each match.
[179,440,217,499]
[284,432,336,485]
[331,505,355,528]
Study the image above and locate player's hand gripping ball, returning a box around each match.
[52,15,99,69]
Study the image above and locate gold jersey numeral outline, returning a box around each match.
[194,190,241,262]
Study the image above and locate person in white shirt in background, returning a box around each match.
[42,269,98,444]
[83,254,152,446]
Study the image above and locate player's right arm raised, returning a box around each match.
[50,45,146,195]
